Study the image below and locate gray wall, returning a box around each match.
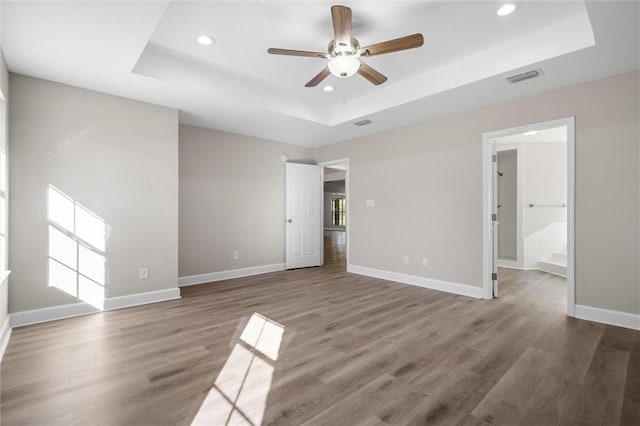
[0,49,8,326]
[523,142,567,237]
[9,75,179,312]
[179,124,312,277]
[315,71,640,315]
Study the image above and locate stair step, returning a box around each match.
[538,259,567,277]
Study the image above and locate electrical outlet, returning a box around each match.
[139,267,149,280]
[403,255,409,265]
[233,250,239,260]
[422,257,428,266]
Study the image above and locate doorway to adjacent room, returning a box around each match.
[483,117,575,317]
[320,159,349,272]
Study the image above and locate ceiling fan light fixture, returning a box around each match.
[323,85,334,92]
[328,55,360,78]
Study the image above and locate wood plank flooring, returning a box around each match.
[1,235,638,425]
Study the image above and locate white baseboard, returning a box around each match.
[347,264,484,299]
[0,316,12,362]
[575,305,640,331]
[497,259,521,269]
[10,287,181,328]
[103,287,181,311]
[10,302,100,328]
[496,263,534,271]
[179,263,285,287]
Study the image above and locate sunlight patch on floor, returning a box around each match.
[191,313,284,426]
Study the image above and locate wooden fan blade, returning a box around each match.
[331,5,352,47]
[268,48,329,59]
[359,33,424,57]
[305,67,331,87]
[357,61,387,85]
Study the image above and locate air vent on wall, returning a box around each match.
[354,119,372,126]
[506,69,540,84]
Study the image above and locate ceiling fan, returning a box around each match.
[267,5,424,87]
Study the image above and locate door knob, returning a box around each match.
[287,219,292,223]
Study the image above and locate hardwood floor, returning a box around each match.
[323,230,346,272]
[1,248,638,424]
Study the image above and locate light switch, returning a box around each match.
[366,199,375,207]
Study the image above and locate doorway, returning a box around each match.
[319,159,349,272]
[482,117,575,317]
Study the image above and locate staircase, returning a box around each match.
[538,249,567,277]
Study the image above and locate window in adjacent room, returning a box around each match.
[331,197,346,227]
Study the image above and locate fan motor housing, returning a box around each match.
[329,38,360,57]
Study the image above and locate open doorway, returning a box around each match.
[319,159,349,272]
[483,118,575,317]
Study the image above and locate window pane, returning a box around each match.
[331,197,345,226]
[49,225,77,270]
[48,186,75,233]
[79,244,105,285]
[78,276,104,310]
[48,258,77,297]
[75,203,105,252]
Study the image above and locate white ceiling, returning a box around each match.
[1,1,639,147]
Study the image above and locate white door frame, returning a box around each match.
[482,117,576,317]
[318,158,350,266]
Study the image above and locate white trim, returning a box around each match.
[566,118,576,316]
[0,316,12,362]
[319,158,350,266]
[10,287,182,327]
[178,263,285,287]
[348,264,484,299]
[575,305,640,331]
[496,263,537,271]
[537,268,567,278]
[0,270,10,286]
[497,262,567,276]
[482,135,494,299]
[482,117,576,312]
[103,287,181,311]
[496,259,519,269]
[10,302,99,327]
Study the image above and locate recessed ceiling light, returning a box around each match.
[197,35,214,46]
[523,131,539,136]
[323,85,334,92]
[497,3,516,16]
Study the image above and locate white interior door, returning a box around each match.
[286,163,323,269]
[492,144,499,297]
